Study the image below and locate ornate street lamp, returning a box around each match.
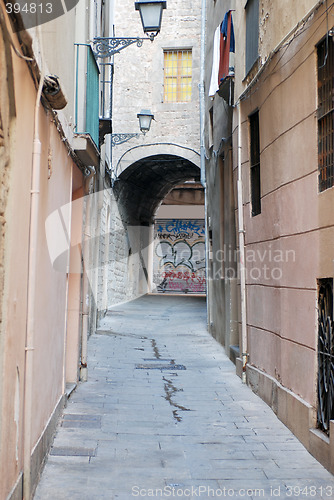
[93,1,167,58]
[137,109,155,133]
[135,0,167,40]
[111,109,154,147]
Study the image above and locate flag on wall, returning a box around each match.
[209,10,235,97]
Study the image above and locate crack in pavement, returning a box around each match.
[162,376,192,423]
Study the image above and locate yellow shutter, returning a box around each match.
[164,50,192,102]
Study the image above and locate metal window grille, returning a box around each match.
[249,110,261,216]
[317,278,334,434]
[318,37,334,192]
[245,0,259,75]
[164,50,192,102]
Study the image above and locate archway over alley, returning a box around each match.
[104,153,206,306]
[113,154,201,225]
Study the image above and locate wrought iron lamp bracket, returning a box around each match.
[111,133,141,147]
[93,36,154,58]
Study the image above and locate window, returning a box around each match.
[209,107,214,148]
[245,0,259,75]
[164,49,192,102]
[317,278,334,434]
[249,110,261,216]
[318,36,334,192]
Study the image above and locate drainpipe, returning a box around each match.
[199,0,206,189]
[199,0,210,327]
[79,180,92,382]
[23,35,45,500]
[80,265,89,383]
[237,103,248,383]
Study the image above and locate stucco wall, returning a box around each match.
[0,11,86,499]
[231,1,333,407]
[204,0,334,472]
[0,18,18,500]
[258,0,320,62]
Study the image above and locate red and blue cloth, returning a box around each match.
[209,10,235,97]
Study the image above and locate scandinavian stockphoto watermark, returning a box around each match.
[44,189,297,308]
[209,244,296,282]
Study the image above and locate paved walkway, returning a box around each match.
[34,295,334,500]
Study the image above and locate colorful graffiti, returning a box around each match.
[157,219,205,237]
[153,219,206,294]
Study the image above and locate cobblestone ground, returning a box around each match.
[34,295,334,500]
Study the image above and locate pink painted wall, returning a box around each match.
[233,2,333,408]
[0,21,83,500]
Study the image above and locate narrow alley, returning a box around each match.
[34,295,334,500]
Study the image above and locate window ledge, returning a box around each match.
[243,56,261,84]
[73,134,100,168]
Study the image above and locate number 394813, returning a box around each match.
[5,3,53,14]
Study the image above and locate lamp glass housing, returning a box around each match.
[135,1,167,34]
[137,109,154,133]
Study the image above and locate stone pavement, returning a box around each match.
[34,295,334,500]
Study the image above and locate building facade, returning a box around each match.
[0,0,113,497]
[95,0,203,315]
[205,0,334,472]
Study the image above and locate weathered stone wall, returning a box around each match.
[96,189,150,312]
[112,0,201,166]
[107,197,130,306]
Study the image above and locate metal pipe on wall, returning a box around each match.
[23,29,45,500]
[199,0,210,327]
[237,104,248,383]
[79,182,93,382]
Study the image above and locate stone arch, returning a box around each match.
[113,153,201,226]
[115,143,200,178]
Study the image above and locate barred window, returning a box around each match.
[249,110,261,216]
[317,278,334,434]
[164,49,192,102]
[318,36,334,192]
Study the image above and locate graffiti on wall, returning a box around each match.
[153,219,206,294]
